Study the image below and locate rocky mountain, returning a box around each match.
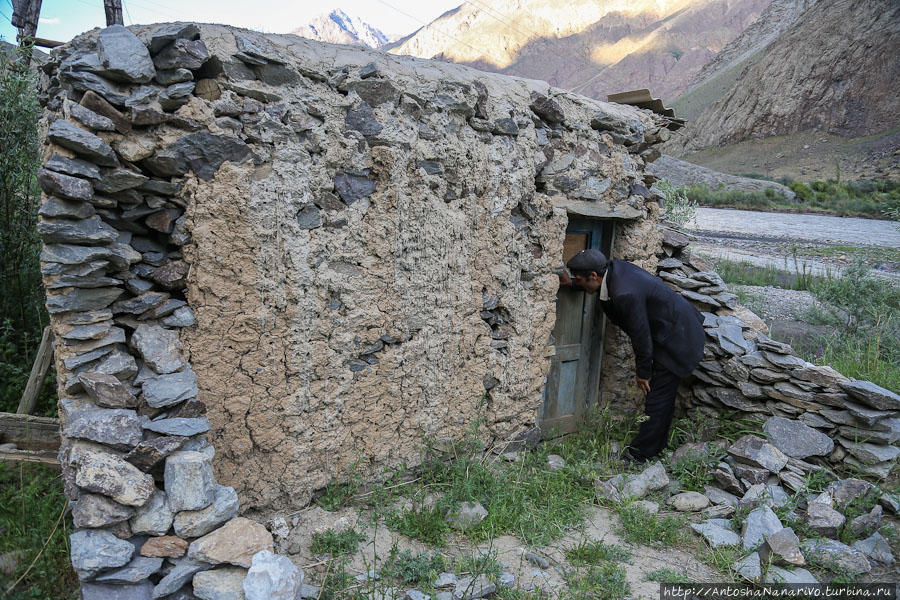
[388,0,771,103]
[290,9,389,49]
[671,0,816,120]
[670,0,900,153]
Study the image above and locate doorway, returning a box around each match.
[540,218,614,436]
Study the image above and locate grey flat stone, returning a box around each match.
[838,438,900,464]
[45,153,103,180]
[149,23,200,54]
[742,506,782,550]
[82,581,154,600]
[765,565,818,584]
[801,538,871,575]
[806,501,845,537]
[38,215,119,244]
[144,417,210,437]
[156,68,193,85]
[40,196,96,220]
[762,527,804,566]
[728,434,788,472]
[70,103,116,131]
[95,168,149,193]
[165,451,217,512]
[853,532,895,564]
[94,350,139,380]
[145,132,251,181]
[843,400,895,426]
[78,371,137,408]
[763,416,834,458]
[38,167,94,201]
[691,521,740,547]
[732,552,761,581]
[622,461,669,499]
[130,489,174,536]
[174,485,239,538]
[72,445,156,507]
[111,291,169,315]
[72,493,134,528]
[95,555,164,583]
[130,324,185,374]
[97,25,155,83]
[125,435,187,472]
[70,529,134,579]
[48,119,118,166]
[703,486,739,507]
[334,171,376,205]
[152,557,210,598]
[840,380,900,411]
[64,406,142,450]
[152,38,210,71]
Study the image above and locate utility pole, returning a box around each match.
[104,0,124,26]
[10,0,42,65]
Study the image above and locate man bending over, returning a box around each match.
[561,249,705,463]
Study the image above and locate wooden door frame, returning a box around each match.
[540,217,615,437]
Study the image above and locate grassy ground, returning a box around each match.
[678,178,900,219]
[715,257,900,393]
[0,463,77,600]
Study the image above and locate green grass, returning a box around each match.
[798,245,900,266]
[679,178,900,219]
[386,505,450,546]
[564,540,631,565]
[563,562,631,600]
[646,568,691,584]
[381,547,446,584]
[617,503,686,547]
[0,463,77,600]
[667,449,723,493]
[310,527,366,557]
[713,258,821,291]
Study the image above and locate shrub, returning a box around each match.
[0,44,51,414]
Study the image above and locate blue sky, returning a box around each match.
[0,0,461,45]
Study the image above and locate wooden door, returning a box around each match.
[541,218,614,436]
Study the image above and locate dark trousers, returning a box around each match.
[628,366,682,460]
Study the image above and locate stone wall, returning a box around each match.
[36,22,674,597]
[656,229,900,481]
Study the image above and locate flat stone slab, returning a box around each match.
[48,119,118,166]
[70,529,134,579]
[763,416,834,458]
[742,506,782,550]
[691,521,740,547]
[728,434,789,472]
[801,539,871,575]
[840,380,900,411]
[174,484,239,538]
[97,25,156,83]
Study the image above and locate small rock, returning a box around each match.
[141,536,189,558]
[732,552,761,581]
[805,501,846,538]
[72,494,134,528]
[622,461,669,499]
[174,485,239,538]
[691,521,740,547]
[152,557,210,597]
[852,532,894,564]
[826,478,876,504]
[631,500,659,514]
[728,435,789,473]
[143,417,210,437]
[848,505,882,538]
[95,555,164,583]
[765,565,818,584]
[125,435,187,472]
[704,486,739,507]
[668,491,710,511]
[801,539,871,575]
[130,324,186,374]
[78,371,137,408]
[546,454,565,471]
[192,566,248,600]
[153,38,210,71]
[64,406,142,450]
[454,574,495,600]
[242,550,304,600]
[130,489,174,536]
[80,581,154,600]
[741,506,783,550]
[142,368,199,408]
[762,527,804,566]
[48,119,118,166]
[165,451,217,512]
[70,529,134,579]
[447,501,488,530]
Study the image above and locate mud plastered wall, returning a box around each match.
[38,23,672,521]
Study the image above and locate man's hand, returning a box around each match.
[557,267,573,287]
[635,376,651,394]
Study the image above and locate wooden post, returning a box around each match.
[16,326,54,416]
[10,0,43,66]
[104,0,124,26]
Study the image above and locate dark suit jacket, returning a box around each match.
[599,260,705,380]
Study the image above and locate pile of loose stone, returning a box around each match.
[39,23,309,600]
[655,227,900,480]
[596,440,898,584]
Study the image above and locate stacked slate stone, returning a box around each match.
[655,226,900,480]
[40,24,303,600]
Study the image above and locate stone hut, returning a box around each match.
[34,22,899,598]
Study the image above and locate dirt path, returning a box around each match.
[683,208,900,281]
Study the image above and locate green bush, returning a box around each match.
[0,44,52,415]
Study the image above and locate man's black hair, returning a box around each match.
[566,249,608,277]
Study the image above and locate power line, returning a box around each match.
[0,8,10,24]
[463,0,543,46]
[123,0,134,25]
